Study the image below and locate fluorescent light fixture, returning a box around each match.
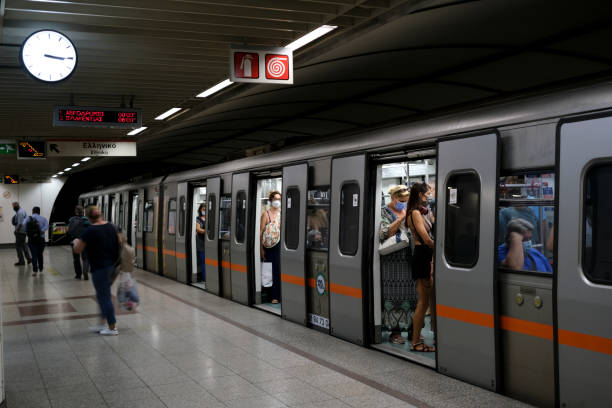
[127,126,147,136]
[81,157,91,162]
[196,79,232,98]
[285,25,337,51]
[52,175,58,178]
[72,162,80,167]
[64,168,71,171]
[155,108,182,120]
[57,172,64,175]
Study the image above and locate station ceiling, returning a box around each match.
[1,0,612,182]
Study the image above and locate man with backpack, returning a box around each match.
[68,205,90,280]
[12,202,32,266]
[24,206,48,277]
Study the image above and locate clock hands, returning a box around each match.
[44,54,66,61]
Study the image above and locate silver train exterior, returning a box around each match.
[79,82,612,408]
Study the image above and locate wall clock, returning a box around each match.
[20,29,77,83]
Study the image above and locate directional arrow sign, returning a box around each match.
[47,140,136,157]
[0,143,16,155]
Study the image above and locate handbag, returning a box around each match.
[261,262,273,287]
[379,230,410,255]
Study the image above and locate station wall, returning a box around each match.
[0,179,65,245]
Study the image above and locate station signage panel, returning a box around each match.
[229,46,293,84]
[0,143,16,155]
[4,175,19,184]
[53,106,142,129]
[47,139,136,157]
[17,141,46,159]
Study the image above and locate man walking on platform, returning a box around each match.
[12,202,32,266]
[68,205,90,280]
[24,207,48,276]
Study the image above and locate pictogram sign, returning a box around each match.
[229,46,293,84]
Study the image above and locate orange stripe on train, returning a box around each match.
[436,304,494,328]
[500,315,553,340]
[558,329,612,355]
[281,273,305,286]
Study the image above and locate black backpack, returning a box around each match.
[68,216,88,239]
[26,216,42,241]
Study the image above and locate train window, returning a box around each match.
[339,182,360,256]
[285,187,301,250]
[207,194,216,241]
[144,201,154,232]
[167,199,177,235]
[219,195,231,241]
[445,172,480,267]
[236,191,246,244]
[119,201,124,229]
[583,164,612,285]
[178,196,186,237]
[498,172,555,274]
[307,188,330,250]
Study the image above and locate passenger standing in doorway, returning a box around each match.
[379,185,413,345]
[195,203,206,286]
[406,182,436,352]
[73,205,120,336]
[12,202,32,266]
[24,207,48,277]
[261,190,282,304]
[68,205,90,280]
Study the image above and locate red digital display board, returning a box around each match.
[53,106,142,129]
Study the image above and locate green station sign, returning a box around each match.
[0,143,16,155]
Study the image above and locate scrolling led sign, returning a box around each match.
[53,106,142,129]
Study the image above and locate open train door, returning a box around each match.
[205,177,221,295]
[557,116,612,407]
[436,133,499,390]
[230,173,250,305]
[176,182,189,283]
[280,163,308,324]
[329,154,366,345]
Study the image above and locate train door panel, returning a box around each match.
[163,183,178,280]
[144,186,160,274]
[176,183,188,283]
[557,116,612,407]
[205,177,221,295]
[231,173,250,305]
[281,164,308,325]
[136,188,144,268]
[121,191,129,237]
[435,133,499,390]
[329,154,366,345]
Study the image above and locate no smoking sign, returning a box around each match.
[230,46,293,84]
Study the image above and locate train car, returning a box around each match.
[79,82,612,408]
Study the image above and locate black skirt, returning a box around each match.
[411,245,433,280]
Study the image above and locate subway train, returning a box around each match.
[78,82,612,408]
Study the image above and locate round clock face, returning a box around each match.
[20,30,77,83]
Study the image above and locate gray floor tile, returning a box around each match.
[225,395,287,408]
[5,388,51,408]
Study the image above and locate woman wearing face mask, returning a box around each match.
[195,203,206,286]
[260,191,282,304]
[379,185,413,345]
[499,218,552,273]
[406,182,436,352]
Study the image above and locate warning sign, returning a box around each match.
[229,46,293,85]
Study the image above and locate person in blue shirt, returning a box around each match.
[498,218,552,273]
[23,206,49,276]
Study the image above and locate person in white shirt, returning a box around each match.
[23,206,49,276]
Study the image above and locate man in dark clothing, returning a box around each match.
[73,205,120,336]
[24,207,48,276]
[12,202,32,266]
[68,205,90,280]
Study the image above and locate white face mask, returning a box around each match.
[271,200,281,208]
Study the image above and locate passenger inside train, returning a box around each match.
[191,187,206,290]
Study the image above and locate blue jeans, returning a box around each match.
[28,240,45,272]
[197,250,206,282]
[92,265,116,326]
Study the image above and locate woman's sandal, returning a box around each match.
[410,342,436,352]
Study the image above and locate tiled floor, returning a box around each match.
[1,246,532,408]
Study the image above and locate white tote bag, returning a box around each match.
[379,230,410,255]
[261,262,273,287]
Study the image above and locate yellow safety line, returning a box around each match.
[47,267,61,276]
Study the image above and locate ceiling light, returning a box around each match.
[57,172,64,175]
[285,25,338,51]
[52,175,58,178]
[81,157,91,162]
[72,162,80,167]
[155,108,182,120]
[64,168,71,171]
[196,79,232,98]
[127,127,147,136]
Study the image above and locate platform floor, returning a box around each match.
[1,246,531,408]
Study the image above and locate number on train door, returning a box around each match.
[435,133,499,390]
[557,116,612,407]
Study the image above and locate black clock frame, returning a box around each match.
[19,29,78,84]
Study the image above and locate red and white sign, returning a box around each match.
[230,46,293,84]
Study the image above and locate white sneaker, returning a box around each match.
[99,327,118,336]
[89,324,107,333]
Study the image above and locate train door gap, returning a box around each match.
[191,185,207,290]
[370,155,437,367]
[253,176,283,315]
